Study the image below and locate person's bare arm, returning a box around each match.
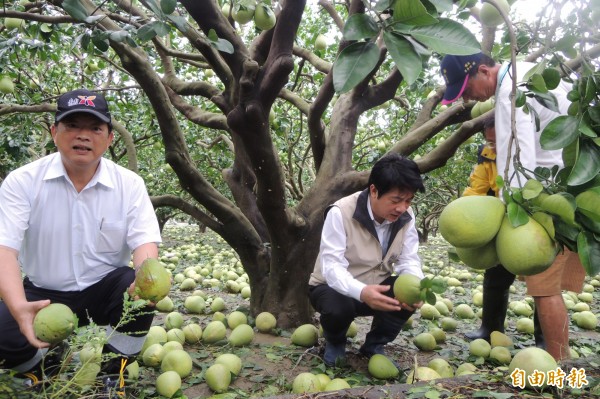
[0,245,50,348]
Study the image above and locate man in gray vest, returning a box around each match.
[309,153,425,367]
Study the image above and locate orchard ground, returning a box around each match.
[3,222,599,398]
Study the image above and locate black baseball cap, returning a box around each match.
[440,52,483,105]
[55,89,112,127]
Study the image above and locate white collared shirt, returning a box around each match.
[0,152,161,291]
[320,196,422,301]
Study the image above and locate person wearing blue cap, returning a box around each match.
[0,89,162,391]
[439,53,585,361]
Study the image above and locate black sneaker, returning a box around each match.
[15,342,69,390]
[99,357,128,398]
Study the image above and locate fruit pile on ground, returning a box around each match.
[3,224,598,398]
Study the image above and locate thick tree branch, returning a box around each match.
[150,194,223,234]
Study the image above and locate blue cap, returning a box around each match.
[440,53,483,105]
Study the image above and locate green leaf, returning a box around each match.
[532,211,555,239]
[583,76,597,103]
[409,18,480,55]
[92,35,109,52]
[383,31,422,85]
[167,15,189,32]
[160,0,177,14]
[522,179,544,200]
[533,92,559,112]
[578,118,597,138]
[62,0,89,21]
[425,290,437,305]
[374,0,394,13]
[541,193,578,226]
[109,30,130,43]
[515,89,526,107]
[145,0,165,18]
[528,73,548,93]
[562,139,578,168]
[507,202,529,227]
[393,0,438,26]
[522,61,546,82]
[343,13,380,41]
[577,211,600,234]
[332,42,380,93]
[137,23,159,41]
[430,278,447,294]
[577,232,600,276]
[576,188,600,222]
[568,139,600,186]
[541,68,561,90]
[207,29,234,54]
[540,115,579,150]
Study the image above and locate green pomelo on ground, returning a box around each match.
[490,331,513,348]
[439,196,505,248]
[79,343,102,364]
[165,312,184,330]
[142,343,165,367]
[228,324,254,346]
[180,278,196,291]
[406,367,442,383]
[161,349,193,378]
[469,339,491,358]
[73,362,101,387]
[156,370,182,398]
[456,363,477,375]
[211,297,226,312]
[162,340,183,353]
[413,332,437,351]
[184,295,205,314]
[346,321,358,338]
[393,273,422,304]
[125,360,139,380]
[255,311,277,333]
[508,347,558,388]
[33,303,77,344]
[516,318,534,334]
[419,303,441,319]
[135,258,171,302]
[456,240,499,270]
[429,327,446,343]
[434,301,450,316]
[182,323,203,344]
[203,320,227,343]
[212,311,226,324]
[155,296,175,312]
[291,324,319,347]
[455,303,475,319]
[440,317,458,331]
[573,311,598,329]
[490,346,512,364]
[292,372,322,393]
[480,0,510,26]
[148,325,168,343]
[166,328,185,345]
[427,358,454,378]
[496,216,557,276]
[215,353,242,376]
[205,363,232,393]
[324,378,351,391]
[368,354,399,379]
[315,373,331,389]
[227,311,248,330]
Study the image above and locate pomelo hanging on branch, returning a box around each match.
[134,258,171,302]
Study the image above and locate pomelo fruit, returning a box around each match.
[315,373,331,389]
[228,324,254,346]
[368,354,399,379]
[227,311,248,330]
[427,358,454,378]
[292,372,321,393]
[255,311,277,333]
[184,295,205,314]
[182,323,203,343]
[155,296,175,312]
[162,340,183,353]
[165,311,184,330]
[456,240,499,270]
[232,1,255,25]
[429,327,446,343]
[469,338,491,358]
[324,378,351,391]
[203,320,227,344]
[314,34,327,51]
[490,331,513,348]
[73,362,101,387]
[480,0,510,27]
[434,301,450,316]
[440,317,458,331]
[148,325,168,343]
[205,363,231,393]
[455,303,475,319]
[490,346,512,364]
[419,303,441,319]
[0,76,15,94]
[161,349,193,378]
[291,324,319,347]
[142,343,165,367]
[211,297,226,312]
[406,366,441,383]
[439,196,505,248]
[508,347,558,388]
[346,321,358,338]
[456,362,477,376]
[79,343,102,364]
[413,332,437,351]
[254,4,276,30]
[125,360,139,380]
[215,353,242,376]
[156,370,181,398]
[135,258,171,302]
[516,318,534,334]
[393,273,422,305]
[33,303,77,344]
[4,18,25,30]
[496,216,557,276]
[573,311,598,329]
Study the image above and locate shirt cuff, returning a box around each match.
[348,280,367,302]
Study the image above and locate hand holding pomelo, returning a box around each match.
[393,274,422,305]
[134,258,171,302]
[33,303,77,344]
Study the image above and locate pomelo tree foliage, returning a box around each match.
[1,0,599,325]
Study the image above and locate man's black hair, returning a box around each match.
[368,153,425,197]
[468,53,496,77]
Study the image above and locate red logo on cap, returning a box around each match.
[77,95,96,107]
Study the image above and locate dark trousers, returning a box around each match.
[483,264,516,290]
[0,267,154,369]
[309,275,413,346]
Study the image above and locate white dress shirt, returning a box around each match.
[320,197,423,301]
[0,152,161,291]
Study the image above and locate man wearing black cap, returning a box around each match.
[0,89,161,388]
[438,53,585,361]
